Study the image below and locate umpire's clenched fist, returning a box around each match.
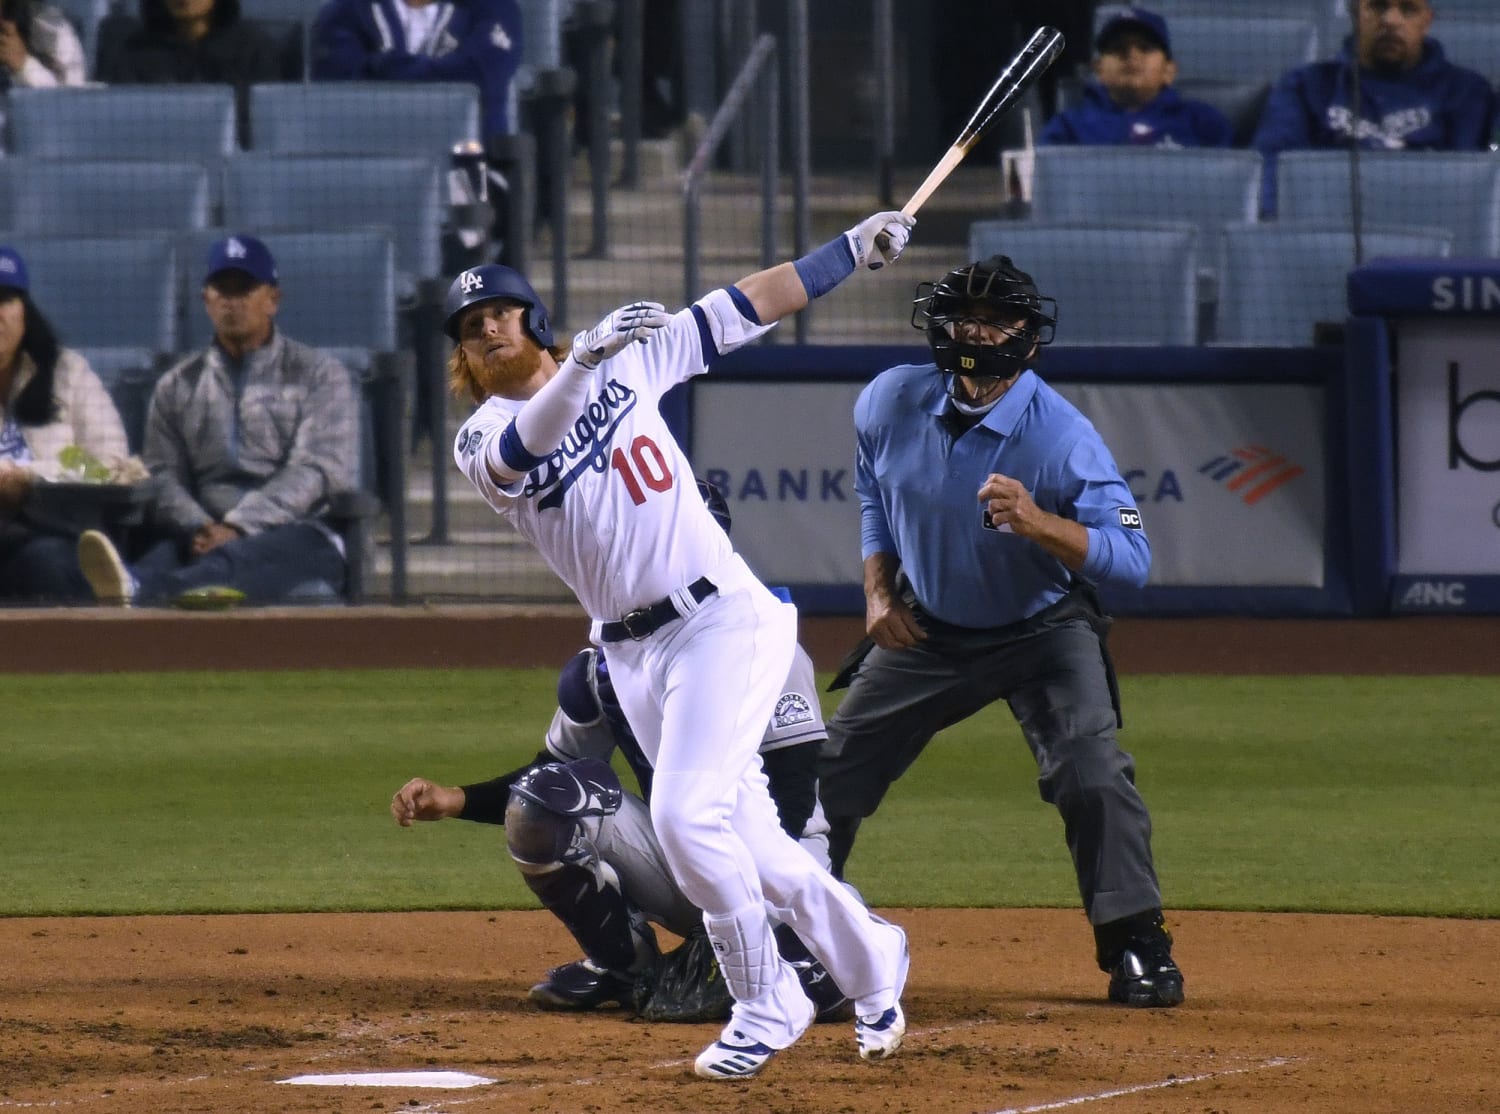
[978,473,1044,537]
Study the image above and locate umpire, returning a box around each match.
[818,253,1184,1008]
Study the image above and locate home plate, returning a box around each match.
[277,1071,494,1088]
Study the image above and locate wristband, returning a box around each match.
[793,235,857,300]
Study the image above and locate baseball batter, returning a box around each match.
[443,209,914,1079]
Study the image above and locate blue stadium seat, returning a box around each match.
[0,159,212,236]
[72,348,162,455]
[4,86,238,162]
[967,222,1202,346]
[1432,19,1500,85]
[11,235,179,355]
[1093,7,1321,83]
[1030,148,1262,242]
[248,82,480,163]
[221,154,444,296]
[1275,151,1500,257]
[1213,223,1454,346]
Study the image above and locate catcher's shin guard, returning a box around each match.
[522,862,656,975]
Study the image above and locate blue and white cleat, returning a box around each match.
[855,1004,906,1061]
[694,1030,778,1080]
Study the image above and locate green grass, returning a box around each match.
[3,671,1497,918]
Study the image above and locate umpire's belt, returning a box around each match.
[600,577,716,642]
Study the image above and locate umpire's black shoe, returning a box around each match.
[1098,912,1185,1008]
[529,959,636,1010]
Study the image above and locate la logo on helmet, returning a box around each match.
[460,270,485,294]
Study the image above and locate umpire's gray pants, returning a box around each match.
[819,615,1162,926]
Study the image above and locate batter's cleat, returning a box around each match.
[528,959,636,1010]
[693,1031,779,1080]
[855,1004,906,1061]
[1106,929,1185,1008]
[77,530,136,606]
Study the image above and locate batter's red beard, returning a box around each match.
[475,342,547,397]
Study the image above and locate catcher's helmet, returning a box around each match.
[442,263,554,346]
[912,254,1057,385]
[696,478,732,536]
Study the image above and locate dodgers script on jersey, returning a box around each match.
[453,288,773,621]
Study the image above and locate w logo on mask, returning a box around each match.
[960,356,976,370]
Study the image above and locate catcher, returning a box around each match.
[392,482,851,1024]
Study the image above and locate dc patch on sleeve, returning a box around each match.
[772,693,815,730]
[1118,507,1144,530]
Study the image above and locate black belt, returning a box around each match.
[600,577,716,642]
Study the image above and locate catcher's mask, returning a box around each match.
[442,263,554,347]
[912,254,1057,393]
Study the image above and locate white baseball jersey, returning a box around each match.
[453,288,774,622]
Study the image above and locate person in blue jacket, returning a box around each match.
[1040,7,1232,148]
[817,254,1186,1010]
[1253,0,1497,214]
[311,0,522,139]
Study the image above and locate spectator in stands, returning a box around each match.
[95,0,280,138]
[1039,7,1232,148]
[1253,0,1498,214]
[311,0,523,141]
[0,246,135,604]
[1,0,87,87]
[75,236,359,609]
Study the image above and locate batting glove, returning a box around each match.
[845,211,915,271]
[572,301,672,369]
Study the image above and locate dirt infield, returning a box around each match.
[3,908,1496,1113]
[4,609,1497,1112]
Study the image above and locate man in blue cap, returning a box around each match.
[1040,7,1233,148]
[76,234,359,607]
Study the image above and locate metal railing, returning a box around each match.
[682,34,783,316]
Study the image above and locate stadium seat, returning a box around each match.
[1030,147,1262,241]
[1213,223,1454,346]
[221,154,444,297]
[248,82,481,163]
[0,159,212,236]
[1431,18,1500,85]
[967,222,1202,346]
[1172,78,1272,147]
[4,86,238,160]
[1275,151,1500,257]
[12,235,179,356]
[1092,7,1320,84]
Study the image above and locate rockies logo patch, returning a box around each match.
[772,693,815,729]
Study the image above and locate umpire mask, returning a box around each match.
[913,255,1057,397]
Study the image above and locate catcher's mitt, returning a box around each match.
[632,927,733,1023]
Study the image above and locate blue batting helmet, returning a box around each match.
[696,478,732,536]
[442,263,554,346]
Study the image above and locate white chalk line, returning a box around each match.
[986,1056,1299,1113]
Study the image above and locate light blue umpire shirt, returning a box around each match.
[854,364,1151,628]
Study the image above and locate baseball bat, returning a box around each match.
[875,26,1065,252]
